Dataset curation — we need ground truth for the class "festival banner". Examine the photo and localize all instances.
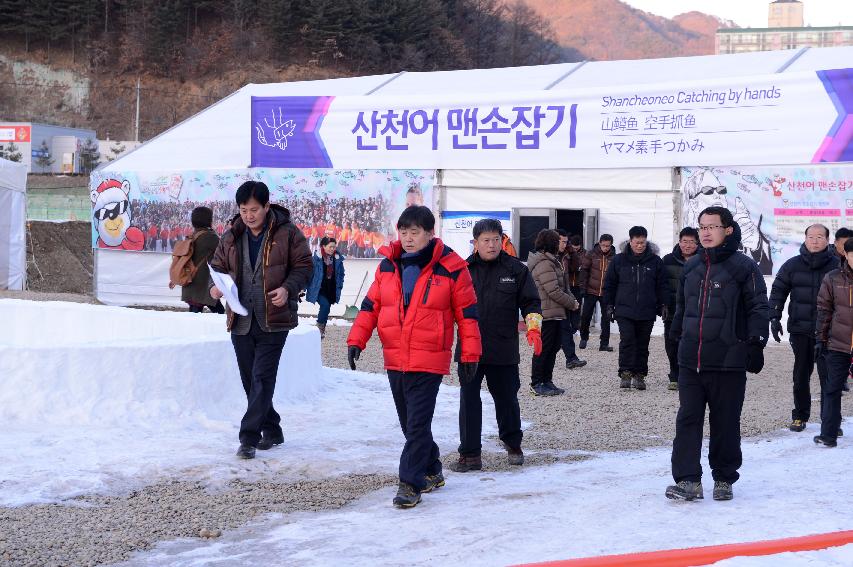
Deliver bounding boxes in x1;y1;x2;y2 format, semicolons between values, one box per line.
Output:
440;211;512;257
88;168;434;256
681;165;853;276
251;68;852;170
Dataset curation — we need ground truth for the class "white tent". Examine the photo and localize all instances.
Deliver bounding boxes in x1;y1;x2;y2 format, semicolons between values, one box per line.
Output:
0;157;27;290
96;46;853;308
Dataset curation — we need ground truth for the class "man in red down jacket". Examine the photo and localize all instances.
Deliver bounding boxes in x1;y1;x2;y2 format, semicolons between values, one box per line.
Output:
347;206;482;509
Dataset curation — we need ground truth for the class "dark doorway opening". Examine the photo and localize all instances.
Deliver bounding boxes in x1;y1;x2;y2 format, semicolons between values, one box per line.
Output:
556;209;585;246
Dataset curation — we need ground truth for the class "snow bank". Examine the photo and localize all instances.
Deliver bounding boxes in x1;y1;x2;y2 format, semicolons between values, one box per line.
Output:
0;300;322;427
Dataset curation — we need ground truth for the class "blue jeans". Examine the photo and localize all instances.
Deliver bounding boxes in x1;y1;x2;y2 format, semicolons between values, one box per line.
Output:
317;294;331;325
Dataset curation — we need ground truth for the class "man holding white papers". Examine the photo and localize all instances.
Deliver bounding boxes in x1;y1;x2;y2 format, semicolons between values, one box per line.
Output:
210;181;313;459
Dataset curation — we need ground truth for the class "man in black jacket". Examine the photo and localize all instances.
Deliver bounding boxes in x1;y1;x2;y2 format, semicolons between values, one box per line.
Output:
662;228;700;390
769;224;838;432
452;219;542;473
666;206;768;502
603;226;667;391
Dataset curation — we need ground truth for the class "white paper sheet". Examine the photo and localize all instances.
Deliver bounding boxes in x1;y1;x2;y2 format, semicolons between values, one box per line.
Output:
208;265;248;316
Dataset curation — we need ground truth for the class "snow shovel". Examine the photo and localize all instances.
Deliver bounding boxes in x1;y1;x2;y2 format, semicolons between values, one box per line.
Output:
343;272;368;320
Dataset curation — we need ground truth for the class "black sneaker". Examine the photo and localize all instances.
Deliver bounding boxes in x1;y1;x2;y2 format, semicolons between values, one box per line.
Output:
789;419;806;432
422;472;445;493
632;374;647;390
578;339;588;349
814;435;837;447
257;432;284;450
545;381;565;395
449;454;482;472
393;482;421;508
713;481;733;501
530;383;557;396
566;358;588;369
665;480;703;501
619;371;632;389
236;444;256;459
599;344;614;352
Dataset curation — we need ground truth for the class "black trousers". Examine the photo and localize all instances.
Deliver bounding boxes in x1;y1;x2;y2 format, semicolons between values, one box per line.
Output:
560;317;577;362
616;317;655;375
531;319;562;385
671;368;746;484
569;286;582;330
789;334;828;422
821;350;848;440
663;320;679;382
231;318;288;446
458;364;523;456
579;294;611;345
189;302;225;314
388;371;443;491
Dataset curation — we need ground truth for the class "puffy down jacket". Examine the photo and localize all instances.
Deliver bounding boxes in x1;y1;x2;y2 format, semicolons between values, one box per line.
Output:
347;238;482;375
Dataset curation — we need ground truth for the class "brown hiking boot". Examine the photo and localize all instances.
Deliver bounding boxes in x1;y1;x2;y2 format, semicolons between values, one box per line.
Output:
449;454;482;472
504;442;524;466
632;373;647;390
619;371;632;389
316;323;326;339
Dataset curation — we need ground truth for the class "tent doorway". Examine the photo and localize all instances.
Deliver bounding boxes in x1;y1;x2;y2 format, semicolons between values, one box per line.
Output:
513;208;599;260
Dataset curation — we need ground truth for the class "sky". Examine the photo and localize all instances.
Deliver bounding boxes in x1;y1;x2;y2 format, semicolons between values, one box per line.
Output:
622;0;853;28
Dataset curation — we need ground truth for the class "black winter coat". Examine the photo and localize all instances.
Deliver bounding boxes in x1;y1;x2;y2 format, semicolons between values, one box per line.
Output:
603;244;667;321
670;225;769;372
662;245;693;322
456;251;541;366
768;244;838;335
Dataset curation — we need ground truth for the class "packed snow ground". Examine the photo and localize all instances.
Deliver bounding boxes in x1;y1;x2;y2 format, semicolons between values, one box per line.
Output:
2;300;851;566
117;421;853;566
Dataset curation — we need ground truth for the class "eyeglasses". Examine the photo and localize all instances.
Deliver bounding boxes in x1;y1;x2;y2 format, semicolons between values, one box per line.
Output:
94;200;129;221
698;225;724;232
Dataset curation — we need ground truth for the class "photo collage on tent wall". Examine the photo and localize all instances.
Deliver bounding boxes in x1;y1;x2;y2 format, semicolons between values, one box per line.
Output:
681;165;853;276
88;169;435;257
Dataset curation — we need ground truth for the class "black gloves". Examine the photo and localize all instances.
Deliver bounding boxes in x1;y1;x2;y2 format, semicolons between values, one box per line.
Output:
457;362;479;384
348;345;362;370
814;341;826;360
745;336;764;374
770;319;784;343
606;305;616;323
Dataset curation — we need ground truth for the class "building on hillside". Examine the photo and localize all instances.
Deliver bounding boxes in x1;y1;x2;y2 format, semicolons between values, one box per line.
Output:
716;0;852;54
0;122;98;174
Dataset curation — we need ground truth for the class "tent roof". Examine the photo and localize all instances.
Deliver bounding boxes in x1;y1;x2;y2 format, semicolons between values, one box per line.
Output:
0;157;27;194
101;46;853;173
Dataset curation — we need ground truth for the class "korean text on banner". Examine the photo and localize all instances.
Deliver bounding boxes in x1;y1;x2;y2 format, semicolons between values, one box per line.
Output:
250;68;852;170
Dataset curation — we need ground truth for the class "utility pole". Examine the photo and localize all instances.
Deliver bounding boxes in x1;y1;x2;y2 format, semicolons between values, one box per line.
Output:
135;78;141;142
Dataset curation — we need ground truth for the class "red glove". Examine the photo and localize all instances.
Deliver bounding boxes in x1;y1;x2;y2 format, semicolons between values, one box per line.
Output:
527;328;542;356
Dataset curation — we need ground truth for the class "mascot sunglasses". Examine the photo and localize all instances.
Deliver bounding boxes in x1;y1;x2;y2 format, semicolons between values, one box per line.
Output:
94;200;129;221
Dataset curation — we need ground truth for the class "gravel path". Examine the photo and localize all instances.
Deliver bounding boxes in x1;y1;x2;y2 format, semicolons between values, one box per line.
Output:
3;318;851;566
319;325;853;455
0;475;393;567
